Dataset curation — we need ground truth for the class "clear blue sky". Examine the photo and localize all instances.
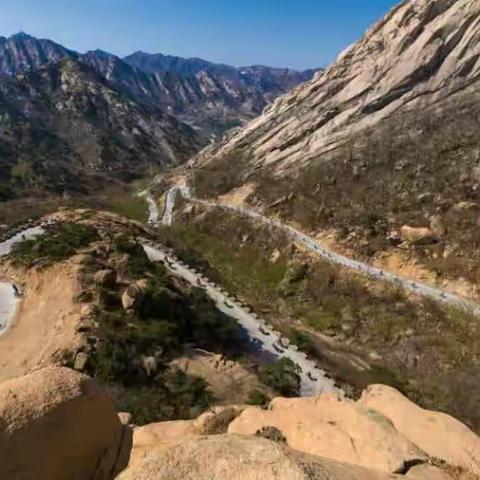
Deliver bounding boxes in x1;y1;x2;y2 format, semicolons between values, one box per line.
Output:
0;0;399;70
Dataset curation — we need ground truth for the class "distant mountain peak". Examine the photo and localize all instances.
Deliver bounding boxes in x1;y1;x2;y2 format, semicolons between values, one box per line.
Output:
0;31;318;135
85;49;116;58
9;31;34;41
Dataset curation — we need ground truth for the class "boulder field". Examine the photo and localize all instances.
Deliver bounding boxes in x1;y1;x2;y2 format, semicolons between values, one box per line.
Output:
2;367;480;480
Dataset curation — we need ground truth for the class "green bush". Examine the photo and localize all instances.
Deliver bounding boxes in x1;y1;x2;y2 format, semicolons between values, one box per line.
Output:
247;389;270;406
9;222;99;266
258;358;301;397
116;368;214;425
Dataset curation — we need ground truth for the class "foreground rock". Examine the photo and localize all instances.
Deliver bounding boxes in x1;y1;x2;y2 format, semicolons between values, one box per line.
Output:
126;405;247;471
228;392;426;473
400;226;436;244
118;434;398;480
0;366;132;480
360;385;480;475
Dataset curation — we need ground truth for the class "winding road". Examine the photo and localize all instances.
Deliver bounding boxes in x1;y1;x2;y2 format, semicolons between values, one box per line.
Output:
142;242;341;396
158;186;480;316
141;187;343;395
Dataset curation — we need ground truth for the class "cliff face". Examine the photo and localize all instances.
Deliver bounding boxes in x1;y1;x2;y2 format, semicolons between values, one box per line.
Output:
0;32;77;75
201;0;480;171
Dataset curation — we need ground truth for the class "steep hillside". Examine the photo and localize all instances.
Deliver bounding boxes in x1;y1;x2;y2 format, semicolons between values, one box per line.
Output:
0;210;273;424
0;32;78;74
192;0;480;288
0;58;201;200
0;33;318;135
198;0;480;168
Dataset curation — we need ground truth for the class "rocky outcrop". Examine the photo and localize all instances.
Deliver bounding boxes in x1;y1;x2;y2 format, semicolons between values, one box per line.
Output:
228;392;426;473
120;385;480;479
360;385;480;475
94;269;117;287
400;225;436;243
122;405;247;474
170;349;269;404
199;0;480;173
118;434;400;480
122;282;143;310
0;366;132;480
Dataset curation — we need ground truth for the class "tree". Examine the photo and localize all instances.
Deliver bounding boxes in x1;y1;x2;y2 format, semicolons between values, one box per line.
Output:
258;358;301;397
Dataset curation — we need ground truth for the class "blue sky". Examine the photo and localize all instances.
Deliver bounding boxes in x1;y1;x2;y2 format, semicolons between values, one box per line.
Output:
0;0;398;70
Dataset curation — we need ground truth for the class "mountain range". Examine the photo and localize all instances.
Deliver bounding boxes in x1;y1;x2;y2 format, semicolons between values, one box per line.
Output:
0;32;317;200
0;32;318;134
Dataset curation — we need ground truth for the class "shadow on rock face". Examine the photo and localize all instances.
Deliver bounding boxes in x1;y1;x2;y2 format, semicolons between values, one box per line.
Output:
0;366;132;480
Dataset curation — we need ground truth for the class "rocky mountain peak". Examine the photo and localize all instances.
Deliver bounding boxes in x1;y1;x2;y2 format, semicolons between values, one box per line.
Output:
204;0;480;171
9;31;34;41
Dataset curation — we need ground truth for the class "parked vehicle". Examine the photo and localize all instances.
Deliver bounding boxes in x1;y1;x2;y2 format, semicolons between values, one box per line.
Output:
259;326;271;336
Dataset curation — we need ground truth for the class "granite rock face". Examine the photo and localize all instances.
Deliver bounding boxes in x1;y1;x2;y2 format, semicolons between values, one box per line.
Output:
199;0;480;172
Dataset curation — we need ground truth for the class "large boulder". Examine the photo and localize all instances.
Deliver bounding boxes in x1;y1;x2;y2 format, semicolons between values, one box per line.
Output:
228;392;426;473
400;225;436;244
360;385;480;475
0;366;132;480
118;434;398;480
94;269;117;287
127;419;199;472
122;279;149;311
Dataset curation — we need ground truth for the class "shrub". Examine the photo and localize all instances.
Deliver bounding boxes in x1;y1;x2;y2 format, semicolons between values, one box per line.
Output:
247;389;270;407
258;358;301;397
9;222;99;266
255;426;287;443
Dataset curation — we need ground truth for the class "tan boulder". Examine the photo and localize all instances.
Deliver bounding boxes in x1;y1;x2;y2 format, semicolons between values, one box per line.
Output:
127;404;247;472
228;392;426;473
270;248;281;263
119;411;133;426
122;279;149;310
360;385;480;475
118;433;399;480
127;419;198;472
71;253;95;265
193;405;246;434
406;464;453;480
0;366;132;480
400;225;435;244
94;268;117;287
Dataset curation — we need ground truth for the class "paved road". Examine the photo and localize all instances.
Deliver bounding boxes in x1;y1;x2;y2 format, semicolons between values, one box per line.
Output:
142;242;342;396
162;186;480;316
138;190;160;225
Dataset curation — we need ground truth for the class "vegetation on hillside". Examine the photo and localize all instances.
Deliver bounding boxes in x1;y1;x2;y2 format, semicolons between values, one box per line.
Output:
191;93;480;292
9;222;99;267
160;205;480;432
71;233;253;424
258;358;301;397
258;95;480;286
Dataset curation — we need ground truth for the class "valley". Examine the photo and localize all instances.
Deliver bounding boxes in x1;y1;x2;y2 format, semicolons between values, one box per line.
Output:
3;0;480;479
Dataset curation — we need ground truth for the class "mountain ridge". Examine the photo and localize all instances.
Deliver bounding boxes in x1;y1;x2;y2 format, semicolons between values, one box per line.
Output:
0;57;202;200
197;0;480;170
0;32;319;134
